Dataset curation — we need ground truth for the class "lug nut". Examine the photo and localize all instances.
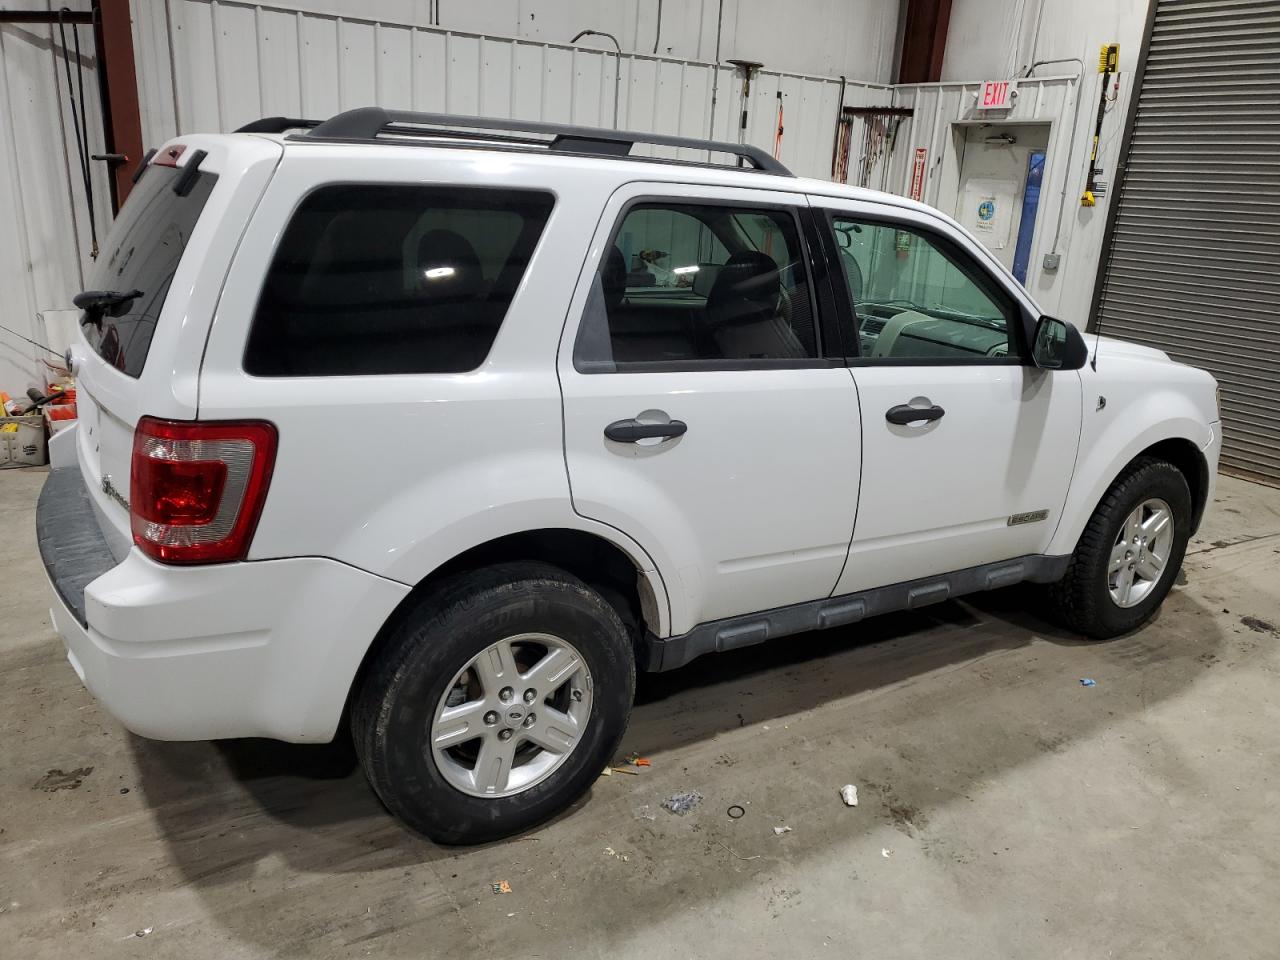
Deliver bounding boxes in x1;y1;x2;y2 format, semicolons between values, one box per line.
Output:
523;713;536;727
483;711;499;726
1125;551;1132;560
499;686;514;703
571;689;583;702
523;689;536;703
498;729;513;741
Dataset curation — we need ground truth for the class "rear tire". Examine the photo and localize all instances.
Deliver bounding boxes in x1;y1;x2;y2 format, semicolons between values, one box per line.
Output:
352;562;635;844
1048;457;1192;639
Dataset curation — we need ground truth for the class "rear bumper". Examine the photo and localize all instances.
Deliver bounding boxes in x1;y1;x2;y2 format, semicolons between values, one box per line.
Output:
39;467;410;742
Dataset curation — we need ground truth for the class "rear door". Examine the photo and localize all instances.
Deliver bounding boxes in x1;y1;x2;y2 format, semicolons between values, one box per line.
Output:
71;137;280;554
559;182;861;636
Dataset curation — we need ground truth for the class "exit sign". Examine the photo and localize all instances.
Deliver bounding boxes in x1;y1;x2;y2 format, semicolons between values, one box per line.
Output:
978;79;1014;109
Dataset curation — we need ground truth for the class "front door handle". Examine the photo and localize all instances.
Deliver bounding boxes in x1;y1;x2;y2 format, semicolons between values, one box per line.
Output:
604;418;688;442
886;403;945;425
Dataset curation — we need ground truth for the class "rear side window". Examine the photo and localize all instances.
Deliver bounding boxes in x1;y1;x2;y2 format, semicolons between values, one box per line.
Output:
81;164;218;378
574;201;819;371
244;185;555;376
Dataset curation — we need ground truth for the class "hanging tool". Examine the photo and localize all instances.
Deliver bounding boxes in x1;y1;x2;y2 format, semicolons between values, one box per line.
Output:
1082;43;1120;207
56;9;99;257
727;59;763;163
772;90;785;159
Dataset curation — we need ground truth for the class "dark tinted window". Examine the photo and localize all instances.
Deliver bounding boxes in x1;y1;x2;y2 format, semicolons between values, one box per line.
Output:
574;202;818;371
81;165;218;378
245;185;555;376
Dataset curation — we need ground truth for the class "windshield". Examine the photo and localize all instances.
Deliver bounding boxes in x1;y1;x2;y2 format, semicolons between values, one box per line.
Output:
80;164;218;378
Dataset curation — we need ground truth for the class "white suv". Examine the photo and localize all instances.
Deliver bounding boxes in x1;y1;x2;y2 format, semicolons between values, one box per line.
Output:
39;109;1221;844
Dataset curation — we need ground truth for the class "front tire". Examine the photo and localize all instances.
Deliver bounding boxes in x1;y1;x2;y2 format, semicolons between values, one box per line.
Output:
1048;457;1192;639
352;562;635;844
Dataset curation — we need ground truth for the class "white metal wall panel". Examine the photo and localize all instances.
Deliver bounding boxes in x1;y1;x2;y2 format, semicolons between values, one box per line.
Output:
1094;0;1280;484
886;77;1087;314
0;1;113;397
136;0;898;181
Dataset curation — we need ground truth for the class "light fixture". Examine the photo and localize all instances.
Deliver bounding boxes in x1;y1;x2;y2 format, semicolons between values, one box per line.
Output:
424;266;456;280
672;265;700;275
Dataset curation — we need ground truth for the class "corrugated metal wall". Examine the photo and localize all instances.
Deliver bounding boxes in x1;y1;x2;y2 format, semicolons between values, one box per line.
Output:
888;73;1129;327
131;0;898;181
0;1;113;397
1094;0;1280;485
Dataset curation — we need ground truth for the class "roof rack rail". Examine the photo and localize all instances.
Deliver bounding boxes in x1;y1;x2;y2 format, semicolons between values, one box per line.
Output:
296;107;793;176
235;116;320;134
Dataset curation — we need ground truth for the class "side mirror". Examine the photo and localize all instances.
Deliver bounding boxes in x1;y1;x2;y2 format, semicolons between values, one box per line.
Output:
1032;315;1088;370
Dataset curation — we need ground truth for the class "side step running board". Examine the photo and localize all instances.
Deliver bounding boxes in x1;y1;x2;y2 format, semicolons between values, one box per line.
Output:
640;554;1071;672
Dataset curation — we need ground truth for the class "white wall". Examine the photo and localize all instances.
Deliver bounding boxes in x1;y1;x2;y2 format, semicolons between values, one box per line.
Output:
131;0;898;181
938;0;1151;326
0;0;113;398
145;0;902;83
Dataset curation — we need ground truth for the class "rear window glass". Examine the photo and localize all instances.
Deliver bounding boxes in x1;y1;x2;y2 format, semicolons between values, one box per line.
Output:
244;185;556;377
81;164;218;378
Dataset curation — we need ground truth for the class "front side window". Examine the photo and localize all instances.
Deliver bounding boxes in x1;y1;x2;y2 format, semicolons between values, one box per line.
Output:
245;185;554;376
575;201;819;370
831;216;1018;361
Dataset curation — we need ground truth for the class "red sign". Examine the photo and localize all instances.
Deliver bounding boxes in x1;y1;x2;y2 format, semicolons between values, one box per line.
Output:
909;148;927;201
978;80;1012;109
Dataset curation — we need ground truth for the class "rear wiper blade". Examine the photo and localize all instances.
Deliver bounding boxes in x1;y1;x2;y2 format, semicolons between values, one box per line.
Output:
73;288;144;320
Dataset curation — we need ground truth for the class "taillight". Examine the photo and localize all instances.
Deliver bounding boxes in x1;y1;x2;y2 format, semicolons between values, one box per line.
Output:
130;417;277;564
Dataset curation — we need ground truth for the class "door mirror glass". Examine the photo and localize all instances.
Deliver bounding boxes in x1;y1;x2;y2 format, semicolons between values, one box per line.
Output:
1032;315;1087;370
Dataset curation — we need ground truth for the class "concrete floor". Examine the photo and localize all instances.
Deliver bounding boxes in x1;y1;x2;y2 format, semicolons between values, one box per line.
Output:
1;467;1278;959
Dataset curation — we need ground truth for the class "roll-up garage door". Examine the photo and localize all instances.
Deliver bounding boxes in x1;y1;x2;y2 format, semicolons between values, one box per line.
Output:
1093;0;1280;485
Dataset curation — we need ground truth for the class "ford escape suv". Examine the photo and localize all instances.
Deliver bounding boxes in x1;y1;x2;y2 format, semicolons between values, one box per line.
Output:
38;108;1221;844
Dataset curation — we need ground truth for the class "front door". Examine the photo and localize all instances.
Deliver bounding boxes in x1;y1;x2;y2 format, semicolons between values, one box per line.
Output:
818;198;1082;595
559;184;860;635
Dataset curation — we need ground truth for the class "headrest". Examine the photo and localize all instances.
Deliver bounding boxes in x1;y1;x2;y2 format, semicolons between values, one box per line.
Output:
706;250;780;320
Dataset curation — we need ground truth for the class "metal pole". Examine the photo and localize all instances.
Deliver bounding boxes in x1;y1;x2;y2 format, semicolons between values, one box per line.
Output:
569;29;622;128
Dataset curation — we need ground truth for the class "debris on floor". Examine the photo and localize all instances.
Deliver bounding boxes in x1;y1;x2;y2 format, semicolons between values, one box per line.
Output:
491;881;512;895
1080;678;1097;687
1241;616;1276;634
633;803;656;821
840;784;859;806
881;848;893;859
772;825;792;836
603;846;630;862
726;804;746;820
622;752;652;767
661;790;704;816
133;927;153;938
714;839;761;862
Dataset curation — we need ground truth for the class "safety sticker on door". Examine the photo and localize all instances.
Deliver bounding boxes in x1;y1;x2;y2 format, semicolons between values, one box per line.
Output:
975;198;997;231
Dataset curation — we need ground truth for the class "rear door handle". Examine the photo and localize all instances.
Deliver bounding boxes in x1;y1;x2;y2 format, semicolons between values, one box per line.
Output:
886;404;945;425
604;418;688;442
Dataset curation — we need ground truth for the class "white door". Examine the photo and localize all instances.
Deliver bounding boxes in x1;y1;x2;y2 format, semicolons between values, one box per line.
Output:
952;124;1050;273
559;184;860;635
819;199;1082;595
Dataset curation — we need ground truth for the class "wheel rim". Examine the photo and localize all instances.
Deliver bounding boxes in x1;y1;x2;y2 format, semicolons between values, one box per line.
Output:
429;632;593;798
1108;497;1175;609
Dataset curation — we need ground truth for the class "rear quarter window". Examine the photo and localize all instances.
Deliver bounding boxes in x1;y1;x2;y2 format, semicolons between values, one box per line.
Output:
244;185;556;377
81;165;218;378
